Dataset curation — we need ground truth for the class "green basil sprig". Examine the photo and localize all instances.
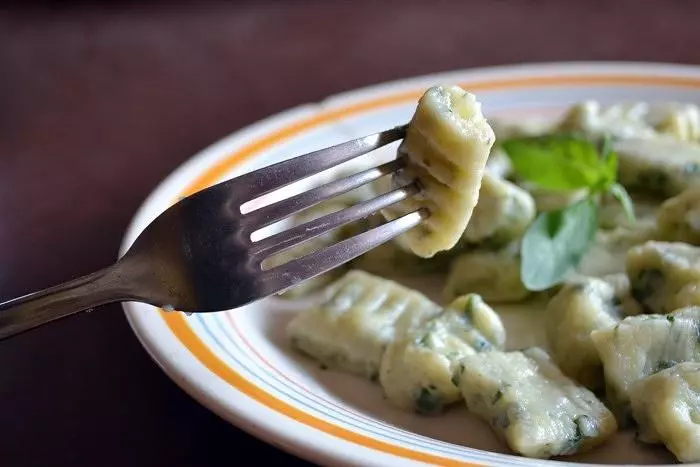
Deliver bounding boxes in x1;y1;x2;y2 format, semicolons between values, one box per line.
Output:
501;134;635;291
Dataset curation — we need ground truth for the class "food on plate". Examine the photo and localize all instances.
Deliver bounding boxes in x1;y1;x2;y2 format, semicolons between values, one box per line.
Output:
457;347;617;458
544;277;625;390
379;294;504;414
629;362;700;463
443;243;530;303
523;184;588;213
380;85;495;258
575;223;659;278
600;272;644;316
626;241;700;314
557;100;700;142
590;307;700;424
657;187;700;244
599;192;660;229
615;138;700;198
461;172;536;249
285;94;700;461
287;270;440;380
272;201;368;298
348;238;454;277
484;147;513;179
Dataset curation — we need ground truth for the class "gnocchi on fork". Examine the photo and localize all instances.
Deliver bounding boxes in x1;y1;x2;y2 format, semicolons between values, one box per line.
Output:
0;84;495;340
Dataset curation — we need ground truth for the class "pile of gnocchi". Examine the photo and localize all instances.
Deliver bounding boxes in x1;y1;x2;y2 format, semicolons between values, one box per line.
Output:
281;85;700;462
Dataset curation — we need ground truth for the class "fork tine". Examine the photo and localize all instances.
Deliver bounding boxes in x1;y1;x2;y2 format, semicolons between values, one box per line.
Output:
261;209;429;295
251;181;420;258
241;158;405;231
231;125;407;202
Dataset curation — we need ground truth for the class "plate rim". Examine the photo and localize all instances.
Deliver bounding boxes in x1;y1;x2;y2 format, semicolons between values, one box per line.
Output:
119;61;700;467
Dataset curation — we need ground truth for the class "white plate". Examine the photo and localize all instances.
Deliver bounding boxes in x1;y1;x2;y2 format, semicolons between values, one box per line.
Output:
120;62;700;467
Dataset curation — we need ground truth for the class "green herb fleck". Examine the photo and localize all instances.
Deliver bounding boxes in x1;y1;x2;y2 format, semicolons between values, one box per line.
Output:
655;360;677;372
492;390;503;405
415;387;442;414
463;295;476;320
560;415;597;455
452;362;466;386
491;411;510;430
630;269;665;313
491;383;510;404
667;315;676;323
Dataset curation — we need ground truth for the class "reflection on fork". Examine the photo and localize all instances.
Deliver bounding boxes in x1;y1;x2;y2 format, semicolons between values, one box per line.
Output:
0;124;427;340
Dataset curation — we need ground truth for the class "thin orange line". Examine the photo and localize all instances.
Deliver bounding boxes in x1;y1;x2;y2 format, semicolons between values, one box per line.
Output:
182;90;424;197
159;72;700;464
183;73;700;197
222;311;393;423
462;73;700;91
163;312;473;466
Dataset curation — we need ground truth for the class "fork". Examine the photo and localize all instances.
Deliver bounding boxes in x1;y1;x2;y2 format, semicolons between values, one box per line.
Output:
0;124;428;340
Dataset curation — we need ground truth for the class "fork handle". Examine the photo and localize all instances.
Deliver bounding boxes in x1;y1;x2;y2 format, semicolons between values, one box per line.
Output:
0;263;130;340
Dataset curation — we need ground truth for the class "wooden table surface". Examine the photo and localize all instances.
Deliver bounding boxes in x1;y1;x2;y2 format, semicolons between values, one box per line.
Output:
2;1;700;466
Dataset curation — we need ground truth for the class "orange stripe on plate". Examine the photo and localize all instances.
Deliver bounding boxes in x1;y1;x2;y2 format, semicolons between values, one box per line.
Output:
183;89;425;197
183;73;700;197
160;72;700;465
163;312;474;466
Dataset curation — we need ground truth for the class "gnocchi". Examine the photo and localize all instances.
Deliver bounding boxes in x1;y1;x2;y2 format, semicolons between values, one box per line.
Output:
381;85;495;258
458;347;617;459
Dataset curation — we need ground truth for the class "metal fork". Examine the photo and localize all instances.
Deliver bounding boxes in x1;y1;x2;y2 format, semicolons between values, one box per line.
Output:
0;124;427;340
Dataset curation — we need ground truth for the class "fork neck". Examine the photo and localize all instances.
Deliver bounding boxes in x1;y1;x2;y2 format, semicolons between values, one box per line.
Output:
0;255;150;341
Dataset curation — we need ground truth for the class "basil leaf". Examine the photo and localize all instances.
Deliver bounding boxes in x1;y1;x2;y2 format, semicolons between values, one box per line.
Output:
604;151;618;183
520;198;599;291
610;182;636;222
501;135;604;191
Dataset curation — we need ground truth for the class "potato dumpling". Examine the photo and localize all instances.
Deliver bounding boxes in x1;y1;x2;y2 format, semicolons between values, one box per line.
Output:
381;85;495;258
630;362;700;464
287;270;440;379
601;273;644;316
379;294;504;414
273;201;361;298
349;236;455;278
545;277;624;390
444;243;530;303
598;192;660;230
626;241;700;314
489;116;554;141
614;138;700;199
657;187;700;245
522;183;588;213
485;147;513;179
576;224;659;279
557;100;700;142
458;347;617;459
462;172;536;249
591;307;700;424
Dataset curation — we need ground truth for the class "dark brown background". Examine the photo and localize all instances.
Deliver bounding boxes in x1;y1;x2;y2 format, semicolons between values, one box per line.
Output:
2;1;699;466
